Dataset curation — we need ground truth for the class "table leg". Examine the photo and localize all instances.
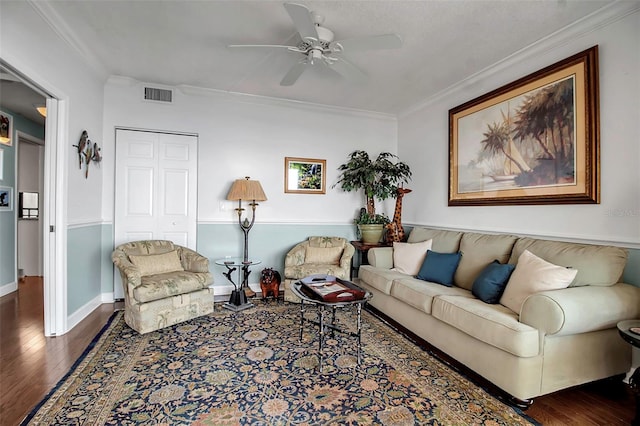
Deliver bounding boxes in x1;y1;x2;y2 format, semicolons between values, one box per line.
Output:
299;300;305;342
318;305;325;373
330;306;337;338
357;303;363;365
631;367;640;426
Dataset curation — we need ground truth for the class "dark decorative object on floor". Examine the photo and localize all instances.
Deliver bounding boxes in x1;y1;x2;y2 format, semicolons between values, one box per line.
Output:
259;267;281;301
21;304;537;425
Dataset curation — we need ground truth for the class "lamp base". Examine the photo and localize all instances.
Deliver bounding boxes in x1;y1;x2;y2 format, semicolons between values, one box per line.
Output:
223;301;254;312
223;289;255;312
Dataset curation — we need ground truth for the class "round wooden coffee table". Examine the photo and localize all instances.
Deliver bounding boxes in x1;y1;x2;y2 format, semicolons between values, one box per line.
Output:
617;320;640;426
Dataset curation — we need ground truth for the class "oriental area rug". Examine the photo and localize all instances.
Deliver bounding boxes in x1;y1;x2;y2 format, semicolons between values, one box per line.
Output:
23;302;537;425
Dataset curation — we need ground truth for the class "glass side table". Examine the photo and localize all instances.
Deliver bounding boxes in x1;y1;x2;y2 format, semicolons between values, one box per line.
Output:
215;258;261;311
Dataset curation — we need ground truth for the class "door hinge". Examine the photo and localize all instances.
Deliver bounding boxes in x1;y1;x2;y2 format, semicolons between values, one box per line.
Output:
50;225;55;232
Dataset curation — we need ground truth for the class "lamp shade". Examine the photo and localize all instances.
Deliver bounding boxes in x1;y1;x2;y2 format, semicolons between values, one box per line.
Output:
227;177;267;201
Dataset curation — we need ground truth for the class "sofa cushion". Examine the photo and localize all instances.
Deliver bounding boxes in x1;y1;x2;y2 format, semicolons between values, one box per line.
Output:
305;246;343;264
472;260;515;304
416;250;462;287
501;250;577;314
391;277;473;314
358;265;407;295
432;295;540;358
129;250;184;277
134;270;211;303
407;227;463;253
509;237;627;287
392;239;432;275
454;232;517;290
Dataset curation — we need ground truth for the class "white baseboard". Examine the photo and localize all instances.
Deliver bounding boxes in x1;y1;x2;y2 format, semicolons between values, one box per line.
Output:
0;281;17;298
67;294;103;331
101;292;115;303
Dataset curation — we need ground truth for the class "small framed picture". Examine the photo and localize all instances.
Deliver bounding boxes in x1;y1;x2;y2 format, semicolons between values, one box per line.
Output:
284;157;326;194
0;186;13;211
0;111;13;146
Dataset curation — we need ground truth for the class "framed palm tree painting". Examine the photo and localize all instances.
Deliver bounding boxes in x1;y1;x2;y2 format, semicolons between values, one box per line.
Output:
449;46;599;206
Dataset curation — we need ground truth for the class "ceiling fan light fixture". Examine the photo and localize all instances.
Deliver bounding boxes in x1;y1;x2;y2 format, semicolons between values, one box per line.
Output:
36;105;47;118
230;2;402;86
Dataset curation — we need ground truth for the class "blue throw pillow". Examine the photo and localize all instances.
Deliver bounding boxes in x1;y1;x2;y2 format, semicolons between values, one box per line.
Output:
415;250;462;287
472;260;516;304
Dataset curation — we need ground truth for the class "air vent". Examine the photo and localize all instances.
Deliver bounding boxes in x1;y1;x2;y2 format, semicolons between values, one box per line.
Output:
143;86;173;103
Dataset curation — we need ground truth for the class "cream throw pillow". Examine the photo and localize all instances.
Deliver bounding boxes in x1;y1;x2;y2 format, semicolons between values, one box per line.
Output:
392;239;433;275
500;249;577;314
305;246;343;264
129;250;184;276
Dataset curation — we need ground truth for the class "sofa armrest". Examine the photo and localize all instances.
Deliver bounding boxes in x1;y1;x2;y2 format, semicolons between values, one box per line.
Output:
339;243;356;271
111;250;142;295
520;283;640;336
285;243;307;267
179;247;210;273
367;247;394;269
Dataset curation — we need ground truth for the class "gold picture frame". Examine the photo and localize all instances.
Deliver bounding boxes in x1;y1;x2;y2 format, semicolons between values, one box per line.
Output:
284;157;326;194
449;46;600;206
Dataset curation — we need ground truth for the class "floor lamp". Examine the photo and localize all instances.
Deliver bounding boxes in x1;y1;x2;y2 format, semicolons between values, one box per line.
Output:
227;176;267;296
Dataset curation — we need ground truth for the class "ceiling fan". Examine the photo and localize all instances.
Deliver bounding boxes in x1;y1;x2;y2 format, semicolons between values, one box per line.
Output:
228;2;402;86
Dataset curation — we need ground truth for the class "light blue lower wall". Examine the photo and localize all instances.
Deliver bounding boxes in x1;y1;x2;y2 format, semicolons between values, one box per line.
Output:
101;224;114;294
624;249;640;287
67;224;103;314
197;223;358;288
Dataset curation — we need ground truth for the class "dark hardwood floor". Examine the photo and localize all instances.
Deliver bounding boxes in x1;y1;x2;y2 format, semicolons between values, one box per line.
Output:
0;277;635;425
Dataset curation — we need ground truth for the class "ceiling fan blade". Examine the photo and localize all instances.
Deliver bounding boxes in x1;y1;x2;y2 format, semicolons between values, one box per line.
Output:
280;60;308;86
325;57;367;82
283;2;318;41
228;44;303;53
331;34;402;52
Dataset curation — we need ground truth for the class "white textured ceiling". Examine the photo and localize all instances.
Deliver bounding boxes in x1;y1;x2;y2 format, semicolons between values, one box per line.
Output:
3;0;614;119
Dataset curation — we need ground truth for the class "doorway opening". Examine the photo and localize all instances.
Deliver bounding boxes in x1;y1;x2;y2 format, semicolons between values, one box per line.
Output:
0;59;66;336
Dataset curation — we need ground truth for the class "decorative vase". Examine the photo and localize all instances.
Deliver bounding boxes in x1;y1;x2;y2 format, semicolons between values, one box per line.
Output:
358;224;385;244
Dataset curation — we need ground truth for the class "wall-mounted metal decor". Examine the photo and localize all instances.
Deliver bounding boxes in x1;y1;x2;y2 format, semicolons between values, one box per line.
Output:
73;130;103;178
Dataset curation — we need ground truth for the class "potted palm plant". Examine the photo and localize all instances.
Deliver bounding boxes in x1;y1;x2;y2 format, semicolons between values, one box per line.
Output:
334;150;412;243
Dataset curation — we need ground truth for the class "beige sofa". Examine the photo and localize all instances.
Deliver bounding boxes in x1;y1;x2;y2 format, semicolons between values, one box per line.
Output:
112;240;214;334
357;227;640;402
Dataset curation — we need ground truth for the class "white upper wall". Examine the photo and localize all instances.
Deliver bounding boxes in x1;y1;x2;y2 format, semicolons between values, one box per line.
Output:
398;6;640;246
0;1;106;225
101;81;398;224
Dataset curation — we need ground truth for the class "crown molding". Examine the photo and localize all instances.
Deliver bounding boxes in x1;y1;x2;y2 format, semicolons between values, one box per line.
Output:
177;84;397;122
27;0;109;80
398;0;640;118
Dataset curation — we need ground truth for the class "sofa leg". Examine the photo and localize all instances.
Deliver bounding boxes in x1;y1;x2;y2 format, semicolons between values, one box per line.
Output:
508;396;534;410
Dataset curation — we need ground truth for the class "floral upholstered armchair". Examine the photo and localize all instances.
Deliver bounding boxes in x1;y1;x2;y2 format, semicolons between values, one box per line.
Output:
112;240;214;334
283;236;355;302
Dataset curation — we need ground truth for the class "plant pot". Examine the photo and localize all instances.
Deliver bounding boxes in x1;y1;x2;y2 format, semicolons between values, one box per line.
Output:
358;224;385;244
